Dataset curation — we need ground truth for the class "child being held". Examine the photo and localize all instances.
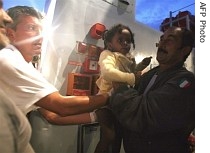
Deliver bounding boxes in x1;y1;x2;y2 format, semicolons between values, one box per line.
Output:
94;23;152;153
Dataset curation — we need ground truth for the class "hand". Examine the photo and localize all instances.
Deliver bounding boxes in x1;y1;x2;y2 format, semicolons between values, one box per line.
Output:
134;71;142;85
97;93;110;105
141;56;152;66
135;56;152;72
135;71;142;76
38;108;59;121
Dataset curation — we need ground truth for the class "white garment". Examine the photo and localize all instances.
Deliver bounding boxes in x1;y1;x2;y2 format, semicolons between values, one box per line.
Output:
0;45;58;114
0;90;35;153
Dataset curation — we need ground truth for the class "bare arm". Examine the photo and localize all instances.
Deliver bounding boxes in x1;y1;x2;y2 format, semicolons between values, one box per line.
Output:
38;108;92;125
35;91;109;116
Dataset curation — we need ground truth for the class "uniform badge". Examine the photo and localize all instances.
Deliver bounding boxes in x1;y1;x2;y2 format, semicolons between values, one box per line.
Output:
179;79;191;88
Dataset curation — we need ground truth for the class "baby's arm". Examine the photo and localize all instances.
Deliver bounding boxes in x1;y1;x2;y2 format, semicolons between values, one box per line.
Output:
99;51;135;86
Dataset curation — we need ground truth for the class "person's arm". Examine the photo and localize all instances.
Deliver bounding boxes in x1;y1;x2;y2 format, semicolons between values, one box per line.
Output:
109;73;195;135
99;51;135;86
38;108;92;125
0;93;34;153
135;56;152;72
35;92;109;117
0;53;109;116
0;112;17;153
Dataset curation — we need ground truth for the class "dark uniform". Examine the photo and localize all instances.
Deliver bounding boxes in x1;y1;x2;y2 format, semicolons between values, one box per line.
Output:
109;63;195;153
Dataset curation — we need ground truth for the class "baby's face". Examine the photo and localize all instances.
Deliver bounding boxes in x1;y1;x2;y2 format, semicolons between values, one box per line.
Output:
109;29;131;55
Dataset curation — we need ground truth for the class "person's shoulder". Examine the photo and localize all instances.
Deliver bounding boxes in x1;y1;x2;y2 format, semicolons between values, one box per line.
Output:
178;67;195;78
101;49;112;55
99;49;115;59
169;68;195;89
0;49;15;67
175;70;195;90
0;45;16;56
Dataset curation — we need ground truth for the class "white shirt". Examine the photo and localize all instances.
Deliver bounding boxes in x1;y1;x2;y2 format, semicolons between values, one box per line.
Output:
0;90;35;153
0;45;58;114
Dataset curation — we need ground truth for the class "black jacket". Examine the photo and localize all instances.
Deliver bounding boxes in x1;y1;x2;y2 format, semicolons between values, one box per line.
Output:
110;64;195;153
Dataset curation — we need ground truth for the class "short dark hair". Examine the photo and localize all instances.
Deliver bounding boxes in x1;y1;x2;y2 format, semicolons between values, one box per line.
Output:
6;6;43;30
180;27;195;61
181;27;195;48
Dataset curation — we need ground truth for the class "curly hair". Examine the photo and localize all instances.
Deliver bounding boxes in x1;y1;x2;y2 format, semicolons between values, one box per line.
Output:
102;23;135;50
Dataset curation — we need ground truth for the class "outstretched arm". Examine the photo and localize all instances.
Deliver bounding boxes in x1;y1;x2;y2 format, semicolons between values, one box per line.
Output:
38;108;92;125
36;92;109;117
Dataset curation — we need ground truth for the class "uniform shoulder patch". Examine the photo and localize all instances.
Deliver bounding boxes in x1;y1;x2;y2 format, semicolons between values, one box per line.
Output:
179;79;191;88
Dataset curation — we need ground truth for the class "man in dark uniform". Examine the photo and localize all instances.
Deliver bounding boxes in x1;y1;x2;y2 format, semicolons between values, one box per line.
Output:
109;26;195;153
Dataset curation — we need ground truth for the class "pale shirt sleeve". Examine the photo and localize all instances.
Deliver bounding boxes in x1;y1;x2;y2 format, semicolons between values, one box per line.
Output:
0;46;58;114
98;50;135;86
0;90;35;153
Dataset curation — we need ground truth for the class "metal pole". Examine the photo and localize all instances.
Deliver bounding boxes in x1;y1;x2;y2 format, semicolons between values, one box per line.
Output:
169;11;173;27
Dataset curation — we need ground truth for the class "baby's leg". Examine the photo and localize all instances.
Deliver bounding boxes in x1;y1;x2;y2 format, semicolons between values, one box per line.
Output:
111;119;123;153
94;108;115;153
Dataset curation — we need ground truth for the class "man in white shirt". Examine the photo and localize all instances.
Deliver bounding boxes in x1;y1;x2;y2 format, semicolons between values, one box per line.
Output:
0;6;109;115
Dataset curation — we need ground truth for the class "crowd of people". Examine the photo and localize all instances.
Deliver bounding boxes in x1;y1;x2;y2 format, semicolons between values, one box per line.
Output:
0;1;195;153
